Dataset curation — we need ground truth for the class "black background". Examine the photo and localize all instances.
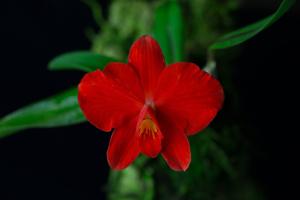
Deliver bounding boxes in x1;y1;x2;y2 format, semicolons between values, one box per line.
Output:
0;0;299;199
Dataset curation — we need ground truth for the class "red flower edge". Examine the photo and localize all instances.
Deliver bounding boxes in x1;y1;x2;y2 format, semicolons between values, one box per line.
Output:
78;35;224;171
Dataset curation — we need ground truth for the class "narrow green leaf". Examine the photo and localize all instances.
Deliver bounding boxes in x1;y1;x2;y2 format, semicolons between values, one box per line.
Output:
209;0;295;50
48;51;118;72
153;0;184;63
0;88;85;138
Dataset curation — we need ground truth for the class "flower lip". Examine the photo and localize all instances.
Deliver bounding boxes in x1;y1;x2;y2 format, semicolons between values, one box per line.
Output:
135;104;163;158
138;117;158;138
136;105;157;133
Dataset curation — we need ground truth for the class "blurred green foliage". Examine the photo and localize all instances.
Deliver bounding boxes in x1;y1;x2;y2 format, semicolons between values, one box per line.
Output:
184;0;238;58
84;0;153;60
107;157;154;200
153;0;184;63
84;0;238;60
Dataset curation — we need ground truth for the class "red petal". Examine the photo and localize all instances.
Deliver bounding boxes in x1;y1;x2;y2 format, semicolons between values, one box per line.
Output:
128;35;165;96
104;62;144;102
107;117;140;170
159;117;191;171
78;68;143;132
154;62;224;135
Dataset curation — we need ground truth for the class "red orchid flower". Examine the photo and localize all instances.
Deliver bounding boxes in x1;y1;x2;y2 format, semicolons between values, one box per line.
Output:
78;35;224;171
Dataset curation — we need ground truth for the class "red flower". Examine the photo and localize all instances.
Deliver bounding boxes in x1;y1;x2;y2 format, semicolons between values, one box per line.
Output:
78;35;224;171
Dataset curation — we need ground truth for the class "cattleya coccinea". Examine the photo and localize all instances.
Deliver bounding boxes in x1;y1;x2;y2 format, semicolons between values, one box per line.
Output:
78;35;224;171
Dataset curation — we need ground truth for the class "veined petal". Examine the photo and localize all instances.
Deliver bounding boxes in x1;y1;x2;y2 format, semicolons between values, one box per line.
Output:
128;35;165;96
154;62;224;135
107;117;140;170
78;69;143;132
158;116;191;171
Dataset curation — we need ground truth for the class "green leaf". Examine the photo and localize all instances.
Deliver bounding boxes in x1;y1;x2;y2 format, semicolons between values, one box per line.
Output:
209;0;295;50
153;0;184;63
0;88;85;138
48;51;118;72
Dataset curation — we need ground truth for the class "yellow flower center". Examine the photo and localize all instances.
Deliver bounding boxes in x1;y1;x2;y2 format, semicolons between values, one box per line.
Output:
138;118;158;139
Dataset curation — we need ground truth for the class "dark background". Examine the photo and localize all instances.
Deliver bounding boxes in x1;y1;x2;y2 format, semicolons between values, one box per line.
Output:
0;0;299;199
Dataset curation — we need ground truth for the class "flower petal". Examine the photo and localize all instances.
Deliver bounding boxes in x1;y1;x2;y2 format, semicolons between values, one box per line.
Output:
78;69;142;132
107;117;140;170
159;117;191;171
104;62;144;102
128;35;165;96
154;62;224;135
